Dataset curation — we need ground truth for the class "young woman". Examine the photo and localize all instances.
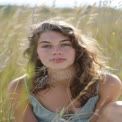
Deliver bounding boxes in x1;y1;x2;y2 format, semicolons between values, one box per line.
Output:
8;20;122;122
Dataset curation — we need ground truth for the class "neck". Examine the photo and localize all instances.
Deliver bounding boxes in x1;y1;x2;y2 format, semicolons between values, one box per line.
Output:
48;66;76;87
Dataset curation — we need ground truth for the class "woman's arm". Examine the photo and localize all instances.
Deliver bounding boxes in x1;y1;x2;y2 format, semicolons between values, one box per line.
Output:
8;75;38;122
90;74;122;122
23;103;38;122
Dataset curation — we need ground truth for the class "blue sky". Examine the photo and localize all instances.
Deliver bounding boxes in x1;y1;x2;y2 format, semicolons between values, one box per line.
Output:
0;0;121;8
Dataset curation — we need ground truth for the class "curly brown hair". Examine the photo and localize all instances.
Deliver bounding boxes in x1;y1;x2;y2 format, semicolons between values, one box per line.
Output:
24;20;107;106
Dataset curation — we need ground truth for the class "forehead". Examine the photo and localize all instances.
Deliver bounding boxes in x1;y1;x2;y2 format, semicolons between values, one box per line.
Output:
38;31;69;42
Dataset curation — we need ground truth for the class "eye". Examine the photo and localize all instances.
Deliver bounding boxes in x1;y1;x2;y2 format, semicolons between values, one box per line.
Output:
60;43;72;47
42;45;52;48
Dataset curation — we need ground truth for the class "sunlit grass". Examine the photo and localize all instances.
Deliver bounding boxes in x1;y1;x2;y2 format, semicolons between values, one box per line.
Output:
0;3;122;121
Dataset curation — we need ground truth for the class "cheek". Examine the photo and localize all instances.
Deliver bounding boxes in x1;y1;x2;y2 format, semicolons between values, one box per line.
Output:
37;48;48;60
71;50;76;61
66;49;76;60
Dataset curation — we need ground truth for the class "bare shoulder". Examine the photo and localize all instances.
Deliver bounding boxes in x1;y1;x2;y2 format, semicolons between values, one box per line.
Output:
8;74;27;93
99;73;122;100
8;75;38;122
100;73;122;88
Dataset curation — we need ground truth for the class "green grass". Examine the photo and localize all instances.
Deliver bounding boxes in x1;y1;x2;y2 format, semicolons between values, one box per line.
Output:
0;3;122;121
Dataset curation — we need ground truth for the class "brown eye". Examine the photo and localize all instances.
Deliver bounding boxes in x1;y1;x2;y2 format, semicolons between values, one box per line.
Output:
61;43;71;47
42;45;52;48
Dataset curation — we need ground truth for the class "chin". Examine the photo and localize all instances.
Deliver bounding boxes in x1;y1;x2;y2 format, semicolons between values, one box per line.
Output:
50;66;68;70
49;64;74;70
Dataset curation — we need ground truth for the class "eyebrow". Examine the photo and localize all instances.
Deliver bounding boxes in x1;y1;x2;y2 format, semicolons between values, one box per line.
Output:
39;39;70;44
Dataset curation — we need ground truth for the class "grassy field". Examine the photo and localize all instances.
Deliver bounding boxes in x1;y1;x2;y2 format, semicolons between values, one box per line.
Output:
0;4;122;121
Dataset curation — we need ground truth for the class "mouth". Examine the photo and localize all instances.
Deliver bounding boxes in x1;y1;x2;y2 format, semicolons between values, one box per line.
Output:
50;58;66;63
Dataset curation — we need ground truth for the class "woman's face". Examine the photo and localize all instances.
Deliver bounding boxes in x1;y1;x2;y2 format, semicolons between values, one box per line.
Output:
37;31;76;70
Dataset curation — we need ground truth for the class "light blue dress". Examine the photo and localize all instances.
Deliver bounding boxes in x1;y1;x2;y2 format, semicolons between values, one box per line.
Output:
24;80;99;122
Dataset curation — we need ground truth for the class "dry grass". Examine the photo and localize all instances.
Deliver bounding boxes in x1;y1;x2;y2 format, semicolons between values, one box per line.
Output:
0;3;122;121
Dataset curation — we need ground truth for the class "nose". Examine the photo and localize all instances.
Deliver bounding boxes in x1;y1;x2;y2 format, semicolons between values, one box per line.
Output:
51;46;62;55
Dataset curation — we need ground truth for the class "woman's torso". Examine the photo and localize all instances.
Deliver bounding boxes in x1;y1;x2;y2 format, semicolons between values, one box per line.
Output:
24;78;99;122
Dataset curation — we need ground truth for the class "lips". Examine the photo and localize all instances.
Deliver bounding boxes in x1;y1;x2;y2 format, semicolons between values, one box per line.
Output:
50;58;66;63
